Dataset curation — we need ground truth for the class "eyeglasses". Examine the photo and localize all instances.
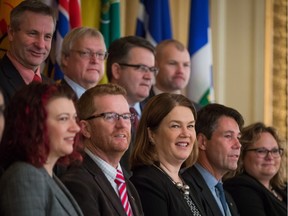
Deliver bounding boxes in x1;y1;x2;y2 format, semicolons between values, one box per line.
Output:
245;147;284;158
71;50;108;60
85;112;135;123
118;63;158;74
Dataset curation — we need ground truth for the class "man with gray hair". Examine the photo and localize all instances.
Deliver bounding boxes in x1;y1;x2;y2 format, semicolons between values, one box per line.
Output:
60;26;107;99
0;0;56;104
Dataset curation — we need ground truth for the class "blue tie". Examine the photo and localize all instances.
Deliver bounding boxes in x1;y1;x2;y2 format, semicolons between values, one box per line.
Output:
215;182;227;215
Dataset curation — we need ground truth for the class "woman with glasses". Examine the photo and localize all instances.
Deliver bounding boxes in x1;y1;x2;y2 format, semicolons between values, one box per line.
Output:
224;122;287;216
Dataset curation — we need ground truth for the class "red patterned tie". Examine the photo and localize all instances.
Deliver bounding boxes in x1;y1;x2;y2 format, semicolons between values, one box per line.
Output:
129;107;139;130
114;169;132;216
32;73;42;83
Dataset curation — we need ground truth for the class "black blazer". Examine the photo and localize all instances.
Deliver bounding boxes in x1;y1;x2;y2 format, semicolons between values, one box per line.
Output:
182;166;239;216
130;165;206;216
224;172;287;216
60;154;144;216
0;54;53;104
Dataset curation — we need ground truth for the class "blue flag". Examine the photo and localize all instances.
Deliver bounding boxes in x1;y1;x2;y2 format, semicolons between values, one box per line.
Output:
187;0;214;105
136;0;172;46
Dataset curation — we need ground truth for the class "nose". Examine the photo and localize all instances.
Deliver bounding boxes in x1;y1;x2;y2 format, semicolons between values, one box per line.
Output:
70;119;80;133
233;137;241;149
180;127;192;138
35;35;46;49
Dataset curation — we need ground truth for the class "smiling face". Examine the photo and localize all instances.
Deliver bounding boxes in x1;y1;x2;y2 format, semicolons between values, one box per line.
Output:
8;11;54;70
62;35;106;89
149;106;196;167
80;94;131;166
46;97;80;163
156;44;191;92
113;47;155;105
199;116;241;179
243;132;281;184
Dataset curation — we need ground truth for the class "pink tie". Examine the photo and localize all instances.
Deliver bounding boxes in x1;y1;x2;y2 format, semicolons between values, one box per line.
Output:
129;107;139;130
114;169;132;216
32;73;42;83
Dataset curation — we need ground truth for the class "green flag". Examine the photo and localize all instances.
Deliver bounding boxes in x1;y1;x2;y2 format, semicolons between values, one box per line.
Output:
99;0;121;84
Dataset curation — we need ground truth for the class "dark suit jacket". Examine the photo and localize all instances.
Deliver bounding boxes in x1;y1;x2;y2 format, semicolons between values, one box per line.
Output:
140;87;202;111
0;54;53;104
224;172;287;216
130;165;206;216
0;162;83;216
60;154;144;216
182;166;239;216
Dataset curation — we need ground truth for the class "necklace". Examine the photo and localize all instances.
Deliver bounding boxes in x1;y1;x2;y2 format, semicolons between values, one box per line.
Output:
152;164;190;196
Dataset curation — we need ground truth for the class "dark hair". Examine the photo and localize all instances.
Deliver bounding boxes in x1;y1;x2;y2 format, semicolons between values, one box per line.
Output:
106;36;155;81
130;93;198;170
0;83;82;169
237;122;286;189
77;83;127;121
196;103;244;139
10;0;56;31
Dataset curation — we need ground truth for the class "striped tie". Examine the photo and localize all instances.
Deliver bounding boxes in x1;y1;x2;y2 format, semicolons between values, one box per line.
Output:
114;169;132;216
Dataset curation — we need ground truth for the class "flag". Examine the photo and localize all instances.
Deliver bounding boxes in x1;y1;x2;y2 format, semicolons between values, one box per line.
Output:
136;0;172;46
99;0;121;84
0;0;22;58
46;0;82;81
81;0;101;29
187;0;214;106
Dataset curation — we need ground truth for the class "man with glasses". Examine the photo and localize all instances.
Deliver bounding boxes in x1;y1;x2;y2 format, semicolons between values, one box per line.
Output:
182;103;244;216
106;36;156;172
60;83;144;216
60;27;107;99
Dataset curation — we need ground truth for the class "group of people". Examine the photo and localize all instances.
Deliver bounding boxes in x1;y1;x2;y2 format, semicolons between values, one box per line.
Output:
0;1;286;216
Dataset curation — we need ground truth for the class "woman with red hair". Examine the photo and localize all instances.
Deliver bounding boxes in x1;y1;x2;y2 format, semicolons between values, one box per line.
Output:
0;83;83;215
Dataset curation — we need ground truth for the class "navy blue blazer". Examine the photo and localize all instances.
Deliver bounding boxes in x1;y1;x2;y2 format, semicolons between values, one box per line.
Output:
182;166;239;216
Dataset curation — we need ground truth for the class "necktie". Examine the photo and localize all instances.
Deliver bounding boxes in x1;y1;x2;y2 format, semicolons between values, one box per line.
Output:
129;107;139;129
215;182;227;215
32;73;42;83
114;169;132;216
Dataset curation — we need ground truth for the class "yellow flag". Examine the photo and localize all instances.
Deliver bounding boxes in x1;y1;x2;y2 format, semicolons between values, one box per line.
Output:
0;0;23;58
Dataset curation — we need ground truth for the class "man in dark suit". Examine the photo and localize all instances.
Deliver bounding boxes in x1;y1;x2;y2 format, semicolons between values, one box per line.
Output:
106;36;156;172
182;103;244;216
141;39;202;111
60;27;107;99
60;83;144;216
0;0;55;104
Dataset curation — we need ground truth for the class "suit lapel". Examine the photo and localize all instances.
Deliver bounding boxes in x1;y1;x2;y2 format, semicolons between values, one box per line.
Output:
0;55;25;92
191;167;224;215
42;169;82;216
83;156;127;216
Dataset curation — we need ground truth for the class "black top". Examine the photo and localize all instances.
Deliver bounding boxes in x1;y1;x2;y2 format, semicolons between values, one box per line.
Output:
224;172;287;216
130;165;205;216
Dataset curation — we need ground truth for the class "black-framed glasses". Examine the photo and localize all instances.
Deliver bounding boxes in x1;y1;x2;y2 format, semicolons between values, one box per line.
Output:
71;50;108;60
85;112;135;123
118;63;158;74
245;147;284;158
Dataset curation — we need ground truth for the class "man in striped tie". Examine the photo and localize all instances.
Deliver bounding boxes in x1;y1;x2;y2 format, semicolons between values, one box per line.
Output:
60;83;144;216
